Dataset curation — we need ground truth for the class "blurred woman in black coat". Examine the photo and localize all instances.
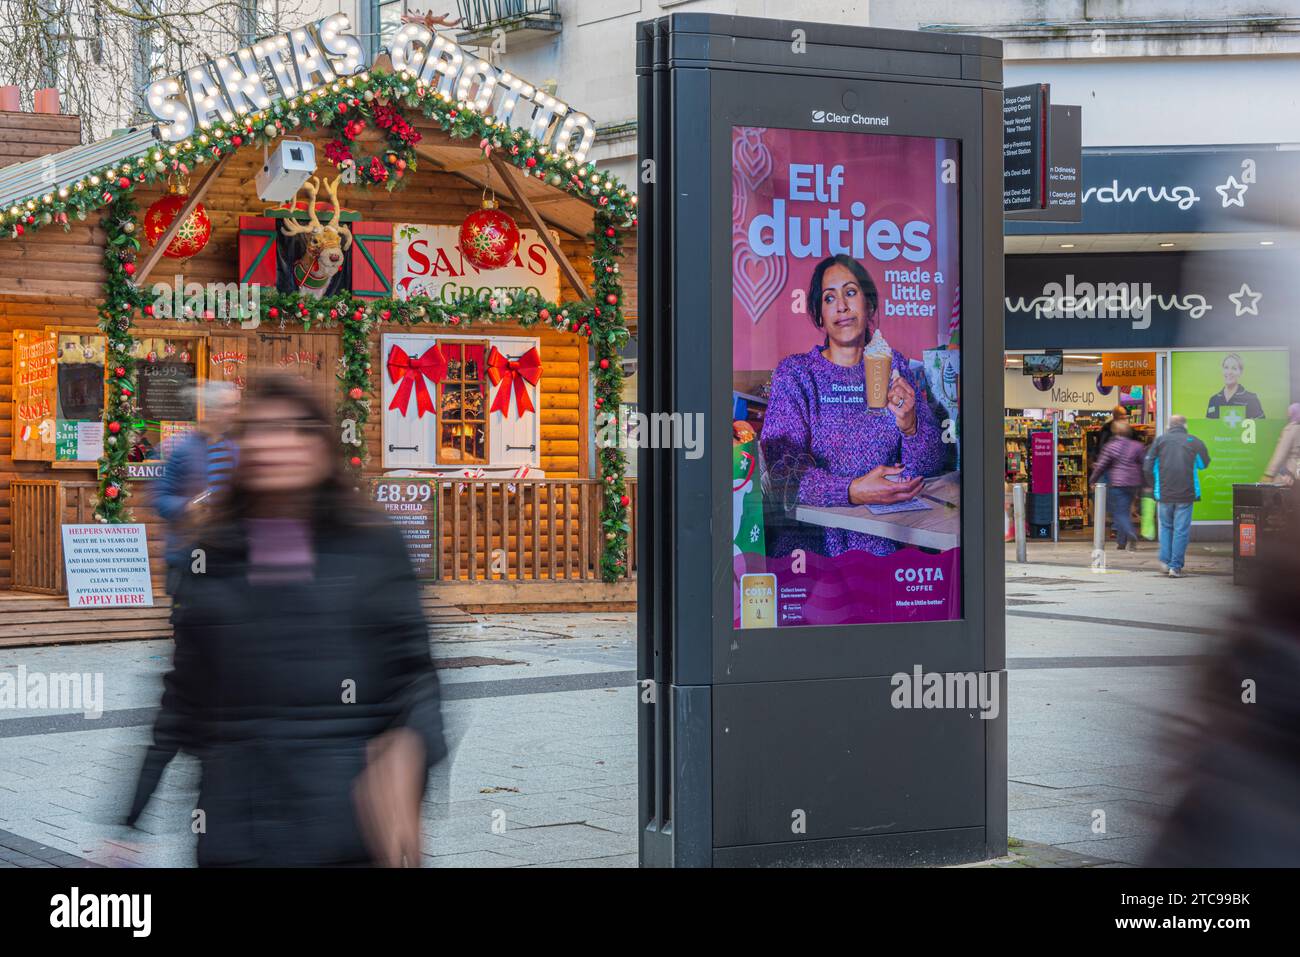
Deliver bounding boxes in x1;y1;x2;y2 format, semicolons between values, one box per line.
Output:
135;374;446;867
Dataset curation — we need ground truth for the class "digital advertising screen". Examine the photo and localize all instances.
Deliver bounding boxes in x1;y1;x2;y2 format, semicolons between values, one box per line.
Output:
731;125;962;628
1170;348;1292;521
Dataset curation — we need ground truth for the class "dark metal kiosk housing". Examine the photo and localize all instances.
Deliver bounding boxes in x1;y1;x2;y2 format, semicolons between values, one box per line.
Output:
637;14;1007;866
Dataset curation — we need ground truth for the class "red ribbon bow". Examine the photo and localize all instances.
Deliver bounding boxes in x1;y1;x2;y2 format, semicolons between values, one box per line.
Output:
386;344;447;418
486;346;542;418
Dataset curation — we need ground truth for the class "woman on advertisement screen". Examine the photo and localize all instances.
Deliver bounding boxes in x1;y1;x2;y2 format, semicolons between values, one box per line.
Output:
759;254;946;558
1206;352;1265;420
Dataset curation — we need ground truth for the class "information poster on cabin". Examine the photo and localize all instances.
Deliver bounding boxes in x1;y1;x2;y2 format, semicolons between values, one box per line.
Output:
138;359;198;423
370;478;438;579
392;223;561;305
11;329;58;461
61;524;154;608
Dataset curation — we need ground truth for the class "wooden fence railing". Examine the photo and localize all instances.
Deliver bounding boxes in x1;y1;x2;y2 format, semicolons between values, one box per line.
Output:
10;480;97;594
436;477;636;582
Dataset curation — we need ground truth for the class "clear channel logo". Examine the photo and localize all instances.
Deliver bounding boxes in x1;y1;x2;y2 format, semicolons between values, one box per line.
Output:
811;109;890;127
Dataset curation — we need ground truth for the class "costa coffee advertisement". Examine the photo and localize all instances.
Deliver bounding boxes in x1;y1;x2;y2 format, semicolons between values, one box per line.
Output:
392;223;561;305
731;125;963;628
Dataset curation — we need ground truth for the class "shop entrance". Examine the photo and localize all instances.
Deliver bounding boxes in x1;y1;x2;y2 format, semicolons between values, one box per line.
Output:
1004;351;1159;541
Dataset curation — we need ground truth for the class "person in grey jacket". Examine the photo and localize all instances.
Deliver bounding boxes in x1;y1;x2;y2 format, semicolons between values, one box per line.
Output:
1143;415;1212;578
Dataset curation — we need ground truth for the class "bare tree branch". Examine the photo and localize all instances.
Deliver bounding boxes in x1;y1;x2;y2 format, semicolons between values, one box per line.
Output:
0;0;315;142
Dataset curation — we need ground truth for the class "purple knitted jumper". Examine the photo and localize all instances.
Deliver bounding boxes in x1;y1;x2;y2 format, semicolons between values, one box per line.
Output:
759;345;946;557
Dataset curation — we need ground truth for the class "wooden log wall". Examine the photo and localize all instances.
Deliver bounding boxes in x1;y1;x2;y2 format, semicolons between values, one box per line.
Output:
0;126;639;591
0;111;82;170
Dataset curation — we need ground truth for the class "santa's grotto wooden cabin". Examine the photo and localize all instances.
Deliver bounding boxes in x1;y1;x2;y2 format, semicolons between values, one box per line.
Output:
0;18;639;642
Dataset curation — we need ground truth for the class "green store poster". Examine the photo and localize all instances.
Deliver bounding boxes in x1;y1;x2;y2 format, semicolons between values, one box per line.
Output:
1170;349;1291;521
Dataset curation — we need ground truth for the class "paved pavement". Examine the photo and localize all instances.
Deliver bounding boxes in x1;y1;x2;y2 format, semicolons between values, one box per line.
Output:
0;551;1241;867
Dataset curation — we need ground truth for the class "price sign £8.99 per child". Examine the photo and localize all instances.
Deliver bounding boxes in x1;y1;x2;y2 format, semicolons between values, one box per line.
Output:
370;477;438;579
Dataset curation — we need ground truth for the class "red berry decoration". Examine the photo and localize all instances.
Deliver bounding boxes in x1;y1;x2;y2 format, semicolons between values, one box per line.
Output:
350;456;362;467
348;387;364;400
620;495;630;507
525;157;537;169
123;262;136;276
605;227;616;237
105;486;120;499
538;308;550;321
231;135;243;147
606;294;618;305
13;224;23;236
108;421;122;434
118;177;130;189
599;358;610;369
337;102;348;114
458;198;520;270
381;309;391;320
143;304;154;317
115;366;125;377
268;307;279;319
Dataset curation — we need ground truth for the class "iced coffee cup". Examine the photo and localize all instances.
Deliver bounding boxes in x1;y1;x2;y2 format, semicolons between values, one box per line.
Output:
863;331;892;409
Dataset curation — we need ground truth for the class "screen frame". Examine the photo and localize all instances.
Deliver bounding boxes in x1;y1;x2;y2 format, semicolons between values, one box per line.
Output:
1021;353;1064;376
675;66;1004;686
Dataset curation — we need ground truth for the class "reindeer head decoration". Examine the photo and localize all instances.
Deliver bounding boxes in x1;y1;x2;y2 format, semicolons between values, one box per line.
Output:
283;175;353;298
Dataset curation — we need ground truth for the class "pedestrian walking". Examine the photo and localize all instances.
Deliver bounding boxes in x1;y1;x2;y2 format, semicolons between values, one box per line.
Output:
1262;402;1300;486
130;375;446;866
1144;414;1212;578
127;381;241;828
153;381;241;595
1089;420;1145;550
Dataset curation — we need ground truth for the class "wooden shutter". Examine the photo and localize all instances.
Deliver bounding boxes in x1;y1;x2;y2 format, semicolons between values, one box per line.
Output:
10;328;58;461
488;335;540;469
381;332;440;469
351;221;393;299
238;216;279;288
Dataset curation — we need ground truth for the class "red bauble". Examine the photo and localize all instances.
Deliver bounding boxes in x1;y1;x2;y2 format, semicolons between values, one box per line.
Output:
350;456;362;467
458;199;520;271
142;304;154;316
144;192;212;261
619;495;630;507
538;309;550;321
114;366;125;377
348;387;364;400
122;262;136;276
105;486;120;499
606;294;618;305
268;307;279;319
599;358;609;369
108;421;122;433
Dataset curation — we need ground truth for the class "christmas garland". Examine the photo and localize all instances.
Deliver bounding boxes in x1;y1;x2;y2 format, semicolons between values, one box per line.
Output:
1;68;636;236
77;69;632;581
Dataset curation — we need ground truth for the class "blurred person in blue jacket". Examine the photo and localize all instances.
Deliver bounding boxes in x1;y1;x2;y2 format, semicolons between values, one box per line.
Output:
152;381;240;596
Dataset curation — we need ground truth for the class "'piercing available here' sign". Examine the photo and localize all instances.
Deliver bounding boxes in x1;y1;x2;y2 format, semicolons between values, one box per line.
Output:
143;13;597;163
